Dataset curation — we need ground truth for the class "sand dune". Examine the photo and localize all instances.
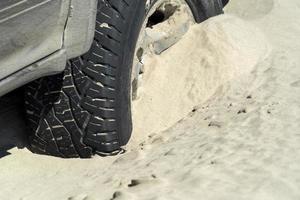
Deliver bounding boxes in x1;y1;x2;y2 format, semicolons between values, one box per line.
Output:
0;0;300;199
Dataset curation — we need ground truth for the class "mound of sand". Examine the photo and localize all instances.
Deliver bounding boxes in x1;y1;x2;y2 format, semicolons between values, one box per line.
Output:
1;0;300;199
132;15;269;145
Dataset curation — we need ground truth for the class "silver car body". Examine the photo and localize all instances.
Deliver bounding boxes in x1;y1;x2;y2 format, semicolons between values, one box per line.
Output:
0;0;98;96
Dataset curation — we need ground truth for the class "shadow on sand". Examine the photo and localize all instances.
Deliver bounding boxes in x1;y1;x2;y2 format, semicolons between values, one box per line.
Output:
0;90;27;159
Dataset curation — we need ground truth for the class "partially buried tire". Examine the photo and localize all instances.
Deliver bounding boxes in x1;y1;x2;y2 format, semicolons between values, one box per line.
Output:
25;0;224;158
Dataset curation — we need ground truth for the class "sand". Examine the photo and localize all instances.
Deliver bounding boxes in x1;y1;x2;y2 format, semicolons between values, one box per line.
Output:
131;13;269;145
0;0;300;199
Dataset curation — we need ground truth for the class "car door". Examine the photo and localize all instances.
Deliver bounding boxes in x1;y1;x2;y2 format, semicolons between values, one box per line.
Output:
0;0;70;80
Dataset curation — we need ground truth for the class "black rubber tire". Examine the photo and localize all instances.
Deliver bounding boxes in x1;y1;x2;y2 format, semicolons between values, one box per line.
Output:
222;0;229;7
24;0;224;158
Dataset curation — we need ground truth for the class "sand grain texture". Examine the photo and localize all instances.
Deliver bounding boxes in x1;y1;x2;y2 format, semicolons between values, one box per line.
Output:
0;0;300;199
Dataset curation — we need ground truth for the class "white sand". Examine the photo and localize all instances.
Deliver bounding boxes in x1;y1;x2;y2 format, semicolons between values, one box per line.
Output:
131;14;269;145
1;0;300;199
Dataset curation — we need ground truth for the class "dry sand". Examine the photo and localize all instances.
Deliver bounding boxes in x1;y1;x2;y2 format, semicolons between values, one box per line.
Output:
131;13;269;145
0;0;300;199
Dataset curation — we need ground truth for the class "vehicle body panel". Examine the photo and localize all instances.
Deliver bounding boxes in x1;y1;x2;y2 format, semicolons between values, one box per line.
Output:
0;0;97;96
64;0;97;59
0;0;69;80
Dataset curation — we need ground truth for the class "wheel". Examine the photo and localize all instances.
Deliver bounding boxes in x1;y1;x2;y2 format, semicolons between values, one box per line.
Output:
24;0;224;158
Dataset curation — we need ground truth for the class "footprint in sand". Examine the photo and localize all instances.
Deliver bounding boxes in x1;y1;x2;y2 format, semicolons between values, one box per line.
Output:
127;175;168;190
109;191;136;200
290;80;300;88
68;194;94;200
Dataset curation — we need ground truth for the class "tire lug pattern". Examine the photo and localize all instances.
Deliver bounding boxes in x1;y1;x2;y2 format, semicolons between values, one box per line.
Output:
24;0;223;158
24;0;131;158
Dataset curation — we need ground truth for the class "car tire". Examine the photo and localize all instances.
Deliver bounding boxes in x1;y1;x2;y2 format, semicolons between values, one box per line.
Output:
24;0;224;158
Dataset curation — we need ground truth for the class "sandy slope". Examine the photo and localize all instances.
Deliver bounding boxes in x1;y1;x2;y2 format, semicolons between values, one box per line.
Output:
1;0;300;199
